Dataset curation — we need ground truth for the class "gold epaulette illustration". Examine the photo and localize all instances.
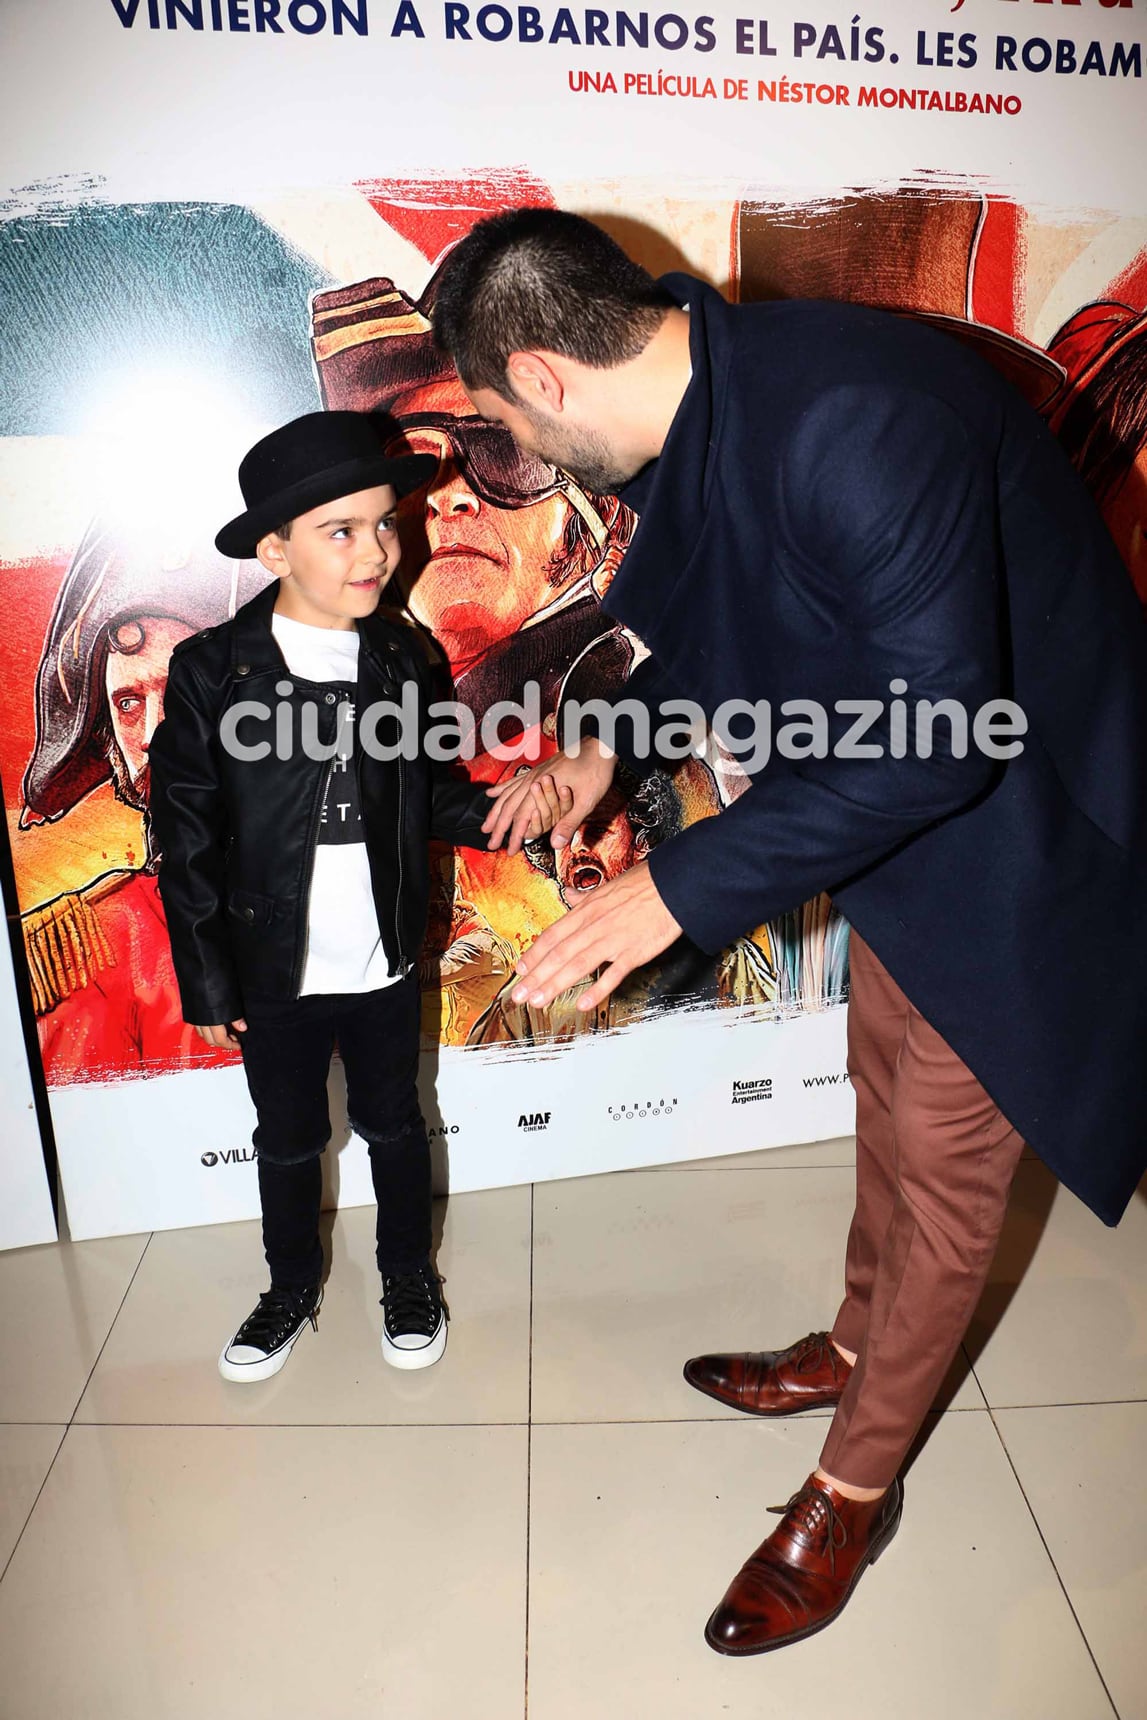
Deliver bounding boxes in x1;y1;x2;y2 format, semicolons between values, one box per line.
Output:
21;873;124;1016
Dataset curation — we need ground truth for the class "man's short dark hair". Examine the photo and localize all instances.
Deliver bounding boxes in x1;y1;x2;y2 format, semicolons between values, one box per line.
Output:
432;208;673;397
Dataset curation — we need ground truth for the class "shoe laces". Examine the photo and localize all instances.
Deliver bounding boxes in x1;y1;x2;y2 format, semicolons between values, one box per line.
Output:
790;1331;838;1376
235;1286;318;1348
768;1482;849;1575
381;1266;442;1336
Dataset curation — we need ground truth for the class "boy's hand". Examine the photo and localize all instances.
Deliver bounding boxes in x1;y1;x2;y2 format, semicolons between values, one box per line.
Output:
522;774;575;841
194;1020;247;1049
484;736;617;856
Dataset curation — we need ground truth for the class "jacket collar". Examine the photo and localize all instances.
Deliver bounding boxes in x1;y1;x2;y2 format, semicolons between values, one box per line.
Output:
604;273;734;643
227;578;405;678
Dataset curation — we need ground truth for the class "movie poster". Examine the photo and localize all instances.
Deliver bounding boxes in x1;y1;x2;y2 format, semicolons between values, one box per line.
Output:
1;0;1143;1239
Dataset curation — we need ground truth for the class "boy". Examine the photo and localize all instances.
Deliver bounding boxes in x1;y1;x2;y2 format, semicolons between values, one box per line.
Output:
150;411;566;1381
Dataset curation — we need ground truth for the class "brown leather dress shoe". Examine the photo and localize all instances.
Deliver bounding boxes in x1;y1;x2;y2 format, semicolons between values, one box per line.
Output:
683;1331;852;1416
705;1473;903;1655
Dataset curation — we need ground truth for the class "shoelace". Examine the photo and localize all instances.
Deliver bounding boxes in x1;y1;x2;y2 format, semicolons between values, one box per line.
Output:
235;1288;318;1348
768;1483;850;1575
381;1269;441;1336
790;1331;839;1376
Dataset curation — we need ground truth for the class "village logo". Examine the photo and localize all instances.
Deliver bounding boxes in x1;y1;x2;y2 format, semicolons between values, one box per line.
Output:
201;1148;256;1167
732;1077;773;1107
518;1111;552;1133
608;1098;679;1121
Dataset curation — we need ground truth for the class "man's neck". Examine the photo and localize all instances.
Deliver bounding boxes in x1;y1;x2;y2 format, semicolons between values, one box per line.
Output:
613;305;694;466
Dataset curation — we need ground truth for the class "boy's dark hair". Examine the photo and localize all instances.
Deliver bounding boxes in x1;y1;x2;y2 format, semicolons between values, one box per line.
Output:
431;208;673;397
274;519;293;540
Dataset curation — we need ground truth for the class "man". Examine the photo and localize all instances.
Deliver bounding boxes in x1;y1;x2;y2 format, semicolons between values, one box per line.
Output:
431;208;1147;1654
21;518;267;1083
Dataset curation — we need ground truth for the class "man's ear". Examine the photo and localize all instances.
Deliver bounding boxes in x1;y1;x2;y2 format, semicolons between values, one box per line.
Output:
256;532;289;579
506;350;566;414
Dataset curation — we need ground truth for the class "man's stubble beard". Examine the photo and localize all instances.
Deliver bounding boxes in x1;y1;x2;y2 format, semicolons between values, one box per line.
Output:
516;398;637;496
556;434;635;497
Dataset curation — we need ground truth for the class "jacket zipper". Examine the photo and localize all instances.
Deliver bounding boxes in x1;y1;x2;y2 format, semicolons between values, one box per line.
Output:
364;640;407;977
393;752;406;974
292;754;335;997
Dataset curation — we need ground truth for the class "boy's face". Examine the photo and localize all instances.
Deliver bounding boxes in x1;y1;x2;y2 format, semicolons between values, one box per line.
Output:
258;484;400;630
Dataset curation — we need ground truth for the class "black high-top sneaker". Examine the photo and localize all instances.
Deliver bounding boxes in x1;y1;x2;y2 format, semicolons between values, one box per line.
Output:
380;1263;447;1370
218;1284;322;1383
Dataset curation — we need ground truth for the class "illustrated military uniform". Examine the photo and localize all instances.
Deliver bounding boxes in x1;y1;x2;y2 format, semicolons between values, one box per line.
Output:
18;518;268;1084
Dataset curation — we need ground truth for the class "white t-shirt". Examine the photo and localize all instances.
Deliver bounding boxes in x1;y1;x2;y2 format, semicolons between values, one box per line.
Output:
271;611;399;996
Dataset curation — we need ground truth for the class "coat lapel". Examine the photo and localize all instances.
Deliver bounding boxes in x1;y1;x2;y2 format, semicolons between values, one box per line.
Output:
603;275;735;649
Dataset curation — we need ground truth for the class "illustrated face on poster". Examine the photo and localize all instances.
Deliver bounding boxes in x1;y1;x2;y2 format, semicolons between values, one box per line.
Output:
104;616;195;809
385;379;590;673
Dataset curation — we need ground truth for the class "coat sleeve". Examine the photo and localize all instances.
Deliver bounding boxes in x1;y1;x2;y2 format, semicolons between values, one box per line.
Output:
148;652;245;1024
648;386;1006;955
428;766;492;850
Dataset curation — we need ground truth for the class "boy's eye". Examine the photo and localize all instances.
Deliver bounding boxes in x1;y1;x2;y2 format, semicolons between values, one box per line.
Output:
379;517;396;534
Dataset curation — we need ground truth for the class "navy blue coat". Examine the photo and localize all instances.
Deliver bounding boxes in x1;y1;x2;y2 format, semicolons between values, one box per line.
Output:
604;275;1147;1225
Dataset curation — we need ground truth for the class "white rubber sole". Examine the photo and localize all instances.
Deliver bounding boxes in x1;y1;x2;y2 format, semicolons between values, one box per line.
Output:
380;1313;447;1371
218;1290;322;1383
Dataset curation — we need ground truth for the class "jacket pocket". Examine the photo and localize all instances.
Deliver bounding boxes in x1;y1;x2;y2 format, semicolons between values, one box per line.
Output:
227;888;279;929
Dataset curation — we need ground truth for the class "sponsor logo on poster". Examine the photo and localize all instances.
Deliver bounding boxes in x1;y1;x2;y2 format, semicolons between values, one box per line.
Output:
200;1147;256;1167
732;1077;773;1106
518;1111;551;1133
607;1098;678;1121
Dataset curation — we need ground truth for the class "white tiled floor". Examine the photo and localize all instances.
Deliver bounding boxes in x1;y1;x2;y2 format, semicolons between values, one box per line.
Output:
1;1141;1143;1718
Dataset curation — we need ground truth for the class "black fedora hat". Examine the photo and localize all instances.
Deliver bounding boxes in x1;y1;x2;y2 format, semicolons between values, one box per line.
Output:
215;410;437;558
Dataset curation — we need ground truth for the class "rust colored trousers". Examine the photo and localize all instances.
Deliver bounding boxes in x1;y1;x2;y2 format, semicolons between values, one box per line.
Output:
819;932;1026;1489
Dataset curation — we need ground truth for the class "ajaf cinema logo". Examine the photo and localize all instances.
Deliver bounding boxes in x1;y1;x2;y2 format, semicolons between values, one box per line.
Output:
608;1098;678;1121
518;1111;551;1133
732;1078;773;1107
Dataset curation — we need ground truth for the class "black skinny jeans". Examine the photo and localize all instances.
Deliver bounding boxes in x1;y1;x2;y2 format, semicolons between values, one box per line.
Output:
238;974;432;1288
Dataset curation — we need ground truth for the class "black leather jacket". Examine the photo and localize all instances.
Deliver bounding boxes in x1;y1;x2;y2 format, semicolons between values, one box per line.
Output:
149;581;490;1025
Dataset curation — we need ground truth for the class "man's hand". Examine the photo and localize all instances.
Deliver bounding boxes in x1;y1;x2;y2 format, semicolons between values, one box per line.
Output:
484;735;617;855
511;861;682;1012
194;1019;247;1049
